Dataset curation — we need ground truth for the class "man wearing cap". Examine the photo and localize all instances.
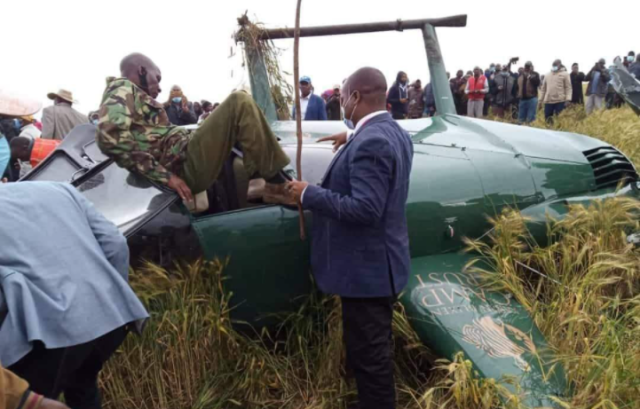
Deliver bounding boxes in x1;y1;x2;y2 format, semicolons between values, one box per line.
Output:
325;84;342;120
292;76;327;121
517;62;541;124
41;89;88;140
585;59;611;115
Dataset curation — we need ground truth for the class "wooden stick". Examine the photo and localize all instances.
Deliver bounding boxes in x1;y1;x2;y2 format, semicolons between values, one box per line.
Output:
293;0;306;240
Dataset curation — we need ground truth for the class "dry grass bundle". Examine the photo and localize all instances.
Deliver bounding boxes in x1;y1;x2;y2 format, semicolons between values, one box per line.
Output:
236;14;294;121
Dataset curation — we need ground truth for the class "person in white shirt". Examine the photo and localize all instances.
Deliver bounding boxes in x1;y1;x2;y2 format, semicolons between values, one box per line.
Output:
292;76;327;121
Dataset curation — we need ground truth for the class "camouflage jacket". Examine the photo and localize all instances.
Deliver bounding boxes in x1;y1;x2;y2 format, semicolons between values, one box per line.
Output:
96;77;191;184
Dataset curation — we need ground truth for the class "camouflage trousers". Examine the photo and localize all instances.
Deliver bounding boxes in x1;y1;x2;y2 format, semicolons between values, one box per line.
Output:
181;92;290;193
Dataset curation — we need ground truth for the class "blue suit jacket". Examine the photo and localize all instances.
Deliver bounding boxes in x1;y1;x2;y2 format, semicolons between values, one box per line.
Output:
0;182;148;366
303;113;414;298
292;94;328;121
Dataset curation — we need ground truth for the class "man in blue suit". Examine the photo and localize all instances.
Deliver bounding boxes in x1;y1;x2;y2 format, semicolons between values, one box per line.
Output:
287;67;414;409
292;76;327;121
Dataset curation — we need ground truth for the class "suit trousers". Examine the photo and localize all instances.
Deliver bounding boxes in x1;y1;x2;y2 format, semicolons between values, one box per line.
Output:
8;327;128;409
342;297;395;409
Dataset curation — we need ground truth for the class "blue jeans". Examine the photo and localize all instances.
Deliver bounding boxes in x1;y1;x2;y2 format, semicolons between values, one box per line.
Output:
518;98;538;123
544;102;566;122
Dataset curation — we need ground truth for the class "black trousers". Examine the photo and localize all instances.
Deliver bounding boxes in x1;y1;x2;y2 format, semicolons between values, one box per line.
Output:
342;296;395;409
9;327;128;409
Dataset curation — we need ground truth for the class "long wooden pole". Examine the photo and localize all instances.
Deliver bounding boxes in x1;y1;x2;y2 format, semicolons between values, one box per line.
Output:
243;15;468;40
293;0;306;240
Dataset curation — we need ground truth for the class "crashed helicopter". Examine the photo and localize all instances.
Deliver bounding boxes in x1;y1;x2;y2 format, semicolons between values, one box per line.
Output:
21;15;640;408
610;57;640;115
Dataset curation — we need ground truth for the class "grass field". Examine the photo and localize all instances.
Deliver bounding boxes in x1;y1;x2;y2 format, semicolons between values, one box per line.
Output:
101;107;639;409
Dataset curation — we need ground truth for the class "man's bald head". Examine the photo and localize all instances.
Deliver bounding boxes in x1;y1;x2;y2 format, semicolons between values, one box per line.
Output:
341;67;388;126
344;67;388;107
119;53;162;98
120;53;158;76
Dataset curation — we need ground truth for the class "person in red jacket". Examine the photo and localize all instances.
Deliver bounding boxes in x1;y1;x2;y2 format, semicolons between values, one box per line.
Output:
464;67;489;118
9;137;60;171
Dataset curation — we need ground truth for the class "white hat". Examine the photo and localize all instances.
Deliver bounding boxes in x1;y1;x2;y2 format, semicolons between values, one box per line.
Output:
0;90;42;117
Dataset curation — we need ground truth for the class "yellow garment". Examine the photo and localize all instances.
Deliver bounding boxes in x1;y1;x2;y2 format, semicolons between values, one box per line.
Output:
0;362;42;409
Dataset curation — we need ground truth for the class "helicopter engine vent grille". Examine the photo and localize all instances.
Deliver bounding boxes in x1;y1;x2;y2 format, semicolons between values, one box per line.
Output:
583;146;638;189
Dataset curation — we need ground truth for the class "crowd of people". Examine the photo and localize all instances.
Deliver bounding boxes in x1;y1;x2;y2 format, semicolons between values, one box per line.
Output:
302;51;640;125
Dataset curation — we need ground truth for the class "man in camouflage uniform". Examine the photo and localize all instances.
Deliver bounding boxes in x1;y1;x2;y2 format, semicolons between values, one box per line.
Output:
97;53;292;204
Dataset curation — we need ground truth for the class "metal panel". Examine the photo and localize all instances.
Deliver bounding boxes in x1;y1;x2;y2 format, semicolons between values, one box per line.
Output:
403;253;567;408
75;162;178;237
192;205;312;326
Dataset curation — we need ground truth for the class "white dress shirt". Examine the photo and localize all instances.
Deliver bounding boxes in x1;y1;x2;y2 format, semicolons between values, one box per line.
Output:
346;110;388;140
300;95;310;120
301;110;388;202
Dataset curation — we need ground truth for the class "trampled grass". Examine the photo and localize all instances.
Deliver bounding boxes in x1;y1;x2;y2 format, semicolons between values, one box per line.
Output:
101;107;639;408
